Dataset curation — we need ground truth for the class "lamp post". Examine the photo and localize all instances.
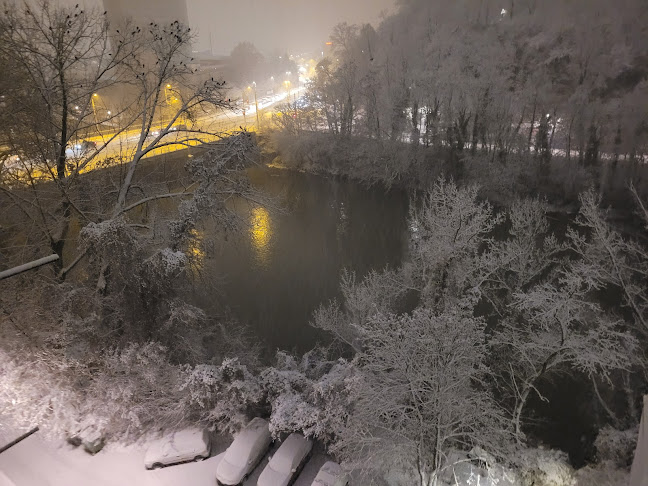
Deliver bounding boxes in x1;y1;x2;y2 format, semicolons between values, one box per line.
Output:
164;84;172;126
91;93;98;121
251;81;260;129
284;80;291;100
91;93;102;136
164;84;172;104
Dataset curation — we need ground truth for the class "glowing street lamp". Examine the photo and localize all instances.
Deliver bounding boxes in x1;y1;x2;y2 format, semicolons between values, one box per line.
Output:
91;93;99;118
91;93;102;135
164;84;172;105
248;82;260;129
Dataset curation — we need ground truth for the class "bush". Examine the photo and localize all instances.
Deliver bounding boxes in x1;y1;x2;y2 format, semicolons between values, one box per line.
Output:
594;426;638;468
518;448;576;486
574;462;630;486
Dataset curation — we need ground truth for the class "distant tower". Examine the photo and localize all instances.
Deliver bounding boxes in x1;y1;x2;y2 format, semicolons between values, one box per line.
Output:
103;0;189;29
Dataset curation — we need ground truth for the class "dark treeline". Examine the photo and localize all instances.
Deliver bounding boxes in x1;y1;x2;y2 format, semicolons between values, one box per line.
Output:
275;0;648;209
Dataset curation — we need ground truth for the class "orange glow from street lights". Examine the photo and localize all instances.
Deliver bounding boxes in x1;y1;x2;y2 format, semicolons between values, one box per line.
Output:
250;207;272;266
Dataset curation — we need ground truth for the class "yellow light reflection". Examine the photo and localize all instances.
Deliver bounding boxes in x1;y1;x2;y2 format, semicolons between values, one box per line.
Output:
187;228;205;268
250;207;272;266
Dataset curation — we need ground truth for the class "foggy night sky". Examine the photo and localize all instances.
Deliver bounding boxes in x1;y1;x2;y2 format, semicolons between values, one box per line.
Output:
187;0;397;55
61;0;397;55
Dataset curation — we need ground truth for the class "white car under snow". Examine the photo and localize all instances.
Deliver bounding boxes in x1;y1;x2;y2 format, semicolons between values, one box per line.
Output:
144;428;210;470
311;461;348;486
257;433;312;486
216;418;272;485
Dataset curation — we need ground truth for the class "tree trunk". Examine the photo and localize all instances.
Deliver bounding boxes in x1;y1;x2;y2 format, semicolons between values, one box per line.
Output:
514;386;531;443
591;375;622;429
548;108;557;153
527;95;537;153
56;61;68;179
566;117;574;161
471;111;479;155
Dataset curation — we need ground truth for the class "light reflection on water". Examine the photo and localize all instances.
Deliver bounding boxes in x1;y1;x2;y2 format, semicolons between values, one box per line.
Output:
187;228;205;269
250;206;272;267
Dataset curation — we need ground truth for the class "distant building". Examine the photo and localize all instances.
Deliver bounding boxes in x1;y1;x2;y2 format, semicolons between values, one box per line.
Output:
103;0;189;29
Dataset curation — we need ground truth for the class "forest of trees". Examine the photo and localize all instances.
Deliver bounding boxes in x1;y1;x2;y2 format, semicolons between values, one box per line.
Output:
1;1;647;486
297;0;648;158
274;0;648;211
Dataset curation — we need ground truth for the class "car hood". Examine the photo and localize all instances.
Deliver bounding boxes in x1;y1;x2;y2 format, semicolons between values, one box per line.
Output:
144;439;167;465
258;464;290;486
313;461;343;486
216;456;246;485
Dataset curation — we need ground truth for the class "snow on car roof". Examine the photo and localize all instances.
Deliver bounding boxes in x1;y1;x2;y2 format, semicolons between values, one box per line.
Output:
144;427;205;460
269;433;311;473
222;418;269;467
313;461;343;485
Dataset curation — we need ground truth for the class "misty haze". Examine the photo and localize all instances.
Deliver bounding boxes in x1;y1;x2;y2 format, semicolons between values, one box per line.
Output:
0;1;647;485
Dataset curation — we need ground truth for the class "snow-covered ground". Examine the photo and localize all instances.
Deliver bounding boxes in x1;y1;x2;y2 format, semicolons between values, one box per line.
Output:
0;425;330;486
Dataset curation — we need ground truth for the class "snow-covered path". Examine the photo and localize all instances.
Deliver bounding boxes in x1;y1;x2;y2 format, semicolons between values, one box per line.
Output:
0;426;329;486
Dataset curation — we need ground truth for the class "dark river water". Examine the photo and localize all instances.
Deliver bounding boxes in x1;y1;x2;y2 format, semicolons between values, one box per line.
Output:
195;166;409;353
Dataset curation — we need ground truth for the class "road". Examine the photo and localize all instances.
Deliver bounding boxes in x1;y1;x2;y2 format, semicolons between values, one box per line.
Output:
0;425;330;486
83;88;306;158
3;88;306;180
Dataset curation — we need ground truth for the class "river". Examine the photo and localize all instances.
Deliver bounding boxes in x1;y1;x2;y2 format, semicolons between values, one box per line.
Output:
192;166;409;353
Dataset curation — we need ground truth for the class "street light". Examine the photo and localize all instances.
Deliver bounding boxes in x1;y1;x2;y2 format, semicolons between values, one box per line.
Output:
164;84;175;126
91;93;101;135
284;80;291;100
164;84;172;105
247;82;260;129
91;93;98;118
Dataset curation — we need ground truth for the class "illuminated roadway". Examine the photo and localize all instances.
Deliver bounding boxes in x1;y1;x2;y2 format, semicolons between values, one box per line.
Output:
78;88;306;168
2;87;306;179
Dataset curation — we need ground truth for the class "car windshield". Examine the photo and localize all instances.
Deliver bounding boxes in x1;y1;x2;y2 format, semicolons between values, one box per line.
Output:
223;435;253;467
270;452;294;473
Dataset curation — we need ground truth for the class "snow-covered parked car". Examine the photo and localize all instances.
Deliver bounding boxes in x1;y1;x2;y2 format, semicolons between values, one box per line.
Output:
144;428;210;470
257;433;312;486
311;461;348;486
216;418;272;485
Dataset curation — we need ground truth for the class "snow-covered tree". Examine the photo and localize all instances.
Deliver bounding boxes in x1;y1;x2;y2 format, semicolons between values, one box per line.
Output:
407;178;502;311
568;190;648;336
180;358;264;434
333;309;509;486
261;349;356;443
312;268;409;352
492;273;636;441
473;197;564;318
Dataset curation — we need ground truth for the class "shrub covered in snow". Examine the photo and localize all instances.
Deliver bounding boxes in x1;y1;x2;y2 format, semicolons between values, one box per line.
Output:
180;358;264;434
261;349;356;443
518;448;576;486
594;425;638;468
573;462;630;486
